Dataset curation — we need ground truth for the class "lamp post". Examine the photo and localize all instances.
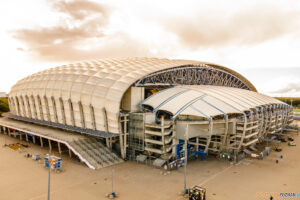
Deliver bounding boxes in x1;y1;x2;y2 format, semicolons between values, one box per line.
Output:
184;124;189;194
47;148;51;200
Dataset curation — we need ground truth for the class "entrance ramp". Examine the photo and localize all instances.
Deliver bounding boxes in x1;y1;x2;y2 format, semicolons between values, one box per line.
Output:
68;138;123;169
0;117;123;170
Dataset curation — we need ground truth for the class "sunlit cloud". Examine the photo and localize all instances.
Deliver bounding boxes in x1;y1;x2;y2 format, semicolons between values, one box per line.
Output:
2;0;300;96
161;5;300;48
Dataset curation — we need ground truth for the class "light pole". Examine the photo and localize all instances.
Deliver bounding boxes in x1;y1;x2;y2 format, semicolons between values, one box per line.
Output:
47;147;51;200
112;167;114;196
184;124;189;194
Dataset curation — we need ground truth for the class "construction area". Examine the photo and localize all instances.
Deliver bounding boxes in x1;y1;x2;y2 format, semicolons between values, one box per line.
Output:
0;57;299;199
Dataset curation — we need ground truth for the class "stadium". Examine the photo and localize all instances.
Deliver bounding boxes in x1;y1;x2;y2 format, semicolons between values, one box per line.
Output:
0;57;294;169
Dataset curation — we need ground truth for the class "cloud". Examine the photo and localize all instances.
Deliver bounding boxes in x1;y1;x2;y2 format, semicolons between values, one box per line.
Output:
11;0;150;62
49;0;109;20
18;32;153;62
271;82;300;94
162;5;300;49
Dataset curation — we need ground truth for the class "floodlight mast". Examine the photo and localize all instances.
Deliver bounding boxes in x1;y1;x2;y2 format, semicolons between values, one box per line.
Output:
184;124;189;193
48;148;51;200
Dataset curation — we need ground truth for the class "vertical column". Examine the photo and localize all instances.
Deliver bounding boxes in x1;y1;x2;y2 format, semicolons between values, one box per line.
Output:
237;113;247;150
25;133;29;142
103;107;111;149
40;137;43;147
13;130;17;138
69;148;72;158
59;98;66;125
205;118;213;153
20;132;23;141
58;142;62;154
161;116;165;154
184;124;189;193
172;123;176;159
124;115;127;157
8;128;11;137
33;136;36;144
119;114;127;159
220;115;229;152
119;130;124;159
48;139;52;151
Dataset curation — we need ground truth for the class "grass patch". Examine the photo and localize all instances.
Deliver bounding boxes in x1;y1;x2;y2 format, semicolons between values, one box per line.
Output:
294;108;300;116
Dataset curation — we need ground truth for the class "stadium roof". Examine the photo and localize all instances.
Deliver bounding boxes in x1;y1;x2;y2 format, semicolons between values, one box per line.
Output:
141;85;288;119
9;57;256;134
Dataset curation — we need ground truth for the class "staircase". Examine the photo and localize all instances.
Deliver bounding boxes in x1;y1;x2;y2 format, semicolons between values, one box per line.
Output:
68;138;123;170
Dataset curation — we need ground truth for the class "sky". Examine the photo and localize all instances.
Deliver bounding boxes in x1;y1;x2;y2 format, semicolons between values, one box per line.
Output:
0;0;299;96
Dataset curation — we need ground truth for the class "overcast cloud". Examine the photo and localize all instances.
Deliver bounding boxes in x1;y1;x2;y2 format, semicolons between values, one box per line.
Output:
0;0;299;96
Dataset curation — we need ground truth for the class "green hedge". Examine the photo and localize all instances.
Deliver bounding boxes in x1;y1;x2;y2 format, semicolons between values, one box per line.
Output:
0;97;9;115
274;97;300;108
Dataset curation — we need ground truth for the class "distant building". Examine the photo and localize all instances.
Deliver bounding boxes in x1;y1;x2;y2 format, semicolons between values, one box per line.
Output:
0;92;7;97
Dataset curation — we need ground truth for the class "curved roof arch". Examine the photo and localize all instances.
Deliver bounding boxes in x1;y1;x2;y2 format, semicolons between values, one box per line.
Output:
141;85;289;120
9;57;256;134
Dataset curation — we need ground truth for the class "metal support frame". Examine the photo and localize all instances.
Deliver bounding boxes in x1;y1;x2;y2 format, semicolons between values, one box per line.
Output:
134;65;251;90
103;108;112;148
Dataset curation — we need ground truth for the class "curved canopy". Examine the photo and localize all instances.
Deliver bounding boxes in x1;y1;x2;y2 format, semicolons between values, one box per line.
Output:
9;58;256;134
141;85;289;119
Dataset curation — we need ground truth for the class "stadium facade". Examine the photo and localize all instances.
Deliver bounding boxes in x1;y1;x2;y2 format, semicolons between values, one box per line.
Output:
0;58;293;169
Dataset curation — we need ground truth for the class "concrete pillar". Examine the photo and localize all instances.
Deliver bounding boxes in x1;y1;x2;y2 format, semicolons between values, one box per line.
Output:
13;130;17;138
33;136;36;144
25;133;29;142
20;132;22;141
48;139;52;151
69;148;72;158
58;142;62;154
40;137;43;147
124;115;127;157
119;134;124;159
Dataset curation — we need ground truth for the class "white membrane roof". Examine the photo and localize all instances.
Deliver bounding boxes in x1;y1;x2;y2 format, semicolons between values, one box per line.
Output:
9;58;256;134
141;85;287;119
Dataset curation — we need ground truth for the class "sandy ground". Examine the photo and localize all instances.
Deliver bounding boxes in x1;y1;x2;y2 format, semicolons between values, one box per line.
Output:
0;121;299;200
